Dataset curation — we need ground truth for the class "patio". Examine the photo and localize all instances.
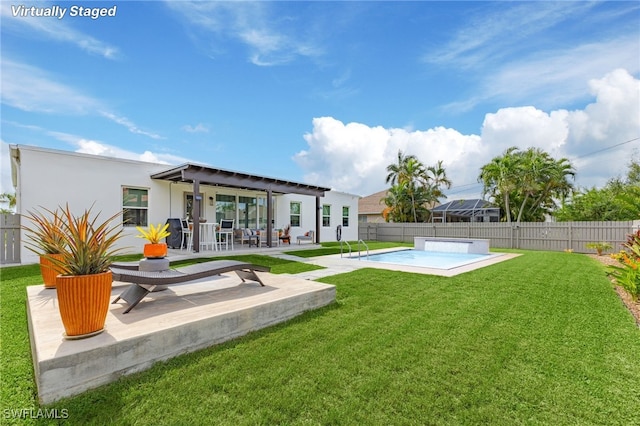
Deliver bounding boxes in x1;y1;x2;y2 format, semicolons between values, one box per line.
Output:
27;248;335;404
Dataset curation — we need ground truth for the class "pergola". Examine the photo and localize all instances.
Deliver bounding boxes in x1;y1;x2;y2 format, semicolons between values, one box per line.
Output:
151;164;330;250
430;199;500;223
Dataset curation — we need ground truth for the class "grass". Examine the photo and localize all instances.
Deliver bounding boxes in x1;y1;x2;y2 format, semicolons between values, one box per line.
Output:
1;250;639;424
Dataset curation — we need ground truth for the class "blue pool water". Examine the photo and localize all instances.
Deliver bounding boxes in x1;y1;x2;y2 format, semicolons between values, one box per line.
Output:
357;249;498;270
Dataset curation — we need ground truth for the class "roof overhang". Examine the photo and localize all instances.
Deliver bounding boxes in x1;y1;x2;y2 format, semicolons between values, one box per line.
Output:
151;163;330;197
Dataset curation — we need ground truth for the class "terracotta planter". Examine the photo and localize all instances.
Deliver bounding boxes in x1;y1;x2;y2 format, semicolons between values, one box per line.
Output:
40;254;64;289
56;271;113;339
143;243;167;259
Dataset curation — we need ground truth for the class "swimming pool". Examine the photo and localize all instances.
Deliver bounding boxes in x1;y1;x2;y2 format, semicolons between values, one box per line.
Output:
355;249;500;270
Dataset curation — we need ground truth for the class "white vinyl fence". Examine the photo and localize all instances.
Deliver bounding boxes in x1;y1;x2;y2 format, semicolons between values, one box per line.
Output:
358;221;640;254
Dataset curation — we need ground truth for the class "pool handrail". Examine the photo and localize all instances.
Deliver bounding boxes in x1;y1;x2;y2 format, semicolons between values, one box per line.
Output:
357;240;369;260
340;240;352;258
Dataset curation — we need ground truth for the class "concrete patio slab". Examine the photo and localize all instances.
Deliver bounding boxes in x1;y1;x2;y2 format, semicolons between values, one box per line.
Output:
27;272;335;404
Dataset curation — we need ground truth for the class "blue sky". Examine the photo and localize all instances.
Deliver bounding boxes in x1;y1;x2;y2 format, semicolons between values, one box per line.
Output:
1;1;639;200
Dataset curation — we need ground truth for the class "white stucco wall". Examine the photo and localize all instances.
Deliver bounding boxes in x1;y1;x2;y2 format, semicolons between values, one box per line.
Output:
278;191;359;243
12;145;359;263
12;145;172;264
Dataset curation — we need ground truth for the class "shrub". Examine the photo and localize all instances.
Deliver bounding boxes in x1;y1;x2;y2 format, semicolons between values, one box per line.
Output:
585;241;612;256
608;232;640;301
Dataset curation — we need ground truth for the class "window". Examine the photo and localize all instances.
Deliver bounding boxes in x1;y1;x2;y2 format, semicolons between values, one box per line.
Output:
290;201;301;227
342;206;350;227
239;196;257;229
184;192;204;221
216;194;236;223
322;205;331;227
122;187;148;227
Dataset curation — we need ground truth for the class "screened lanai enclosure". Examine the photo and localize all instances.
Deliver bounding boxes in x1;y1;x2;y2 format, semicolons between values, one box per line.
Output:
430;199;500;223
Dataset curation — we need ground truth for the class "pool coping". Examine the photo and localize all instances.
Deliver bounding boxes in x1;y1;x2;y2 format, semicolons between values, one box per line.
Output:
306;248;521;277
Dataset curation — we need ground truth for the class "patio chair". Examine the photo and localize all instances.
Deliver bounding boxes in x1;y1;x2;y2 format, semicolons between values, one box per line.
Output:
218;219;234;250
180;219;193;251
240;228;259;247
297;230;315;244
259;229;280;247
111;260;270;313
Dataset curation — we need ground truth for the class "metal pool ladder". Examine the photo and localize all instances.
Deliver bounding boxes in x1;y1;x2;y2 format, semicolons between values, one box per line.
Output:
357;240;370;260
340;240;369;260
340;240;351;258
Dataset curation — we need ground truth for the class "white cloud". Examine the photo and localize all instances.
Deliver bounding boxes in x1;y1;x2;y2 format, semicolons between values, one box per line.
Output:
182;123;210;133
164;1;322;66
99;112;163;140
427;2;639;112
0;2;120;59
1;60;100;114
74;139;185;164
295;69;640;197
294;117;482;196
1;60;163;139
477;36;640;110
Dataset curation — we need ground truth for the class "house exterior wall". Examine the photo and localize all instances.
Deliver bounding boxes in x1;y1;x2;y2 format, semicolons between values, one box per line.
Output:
278;191;359;243
11;145;359;264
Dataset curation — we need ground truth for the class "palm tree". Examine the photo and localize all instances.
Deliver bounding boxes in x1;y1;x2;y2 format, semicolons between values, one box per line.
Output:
422;160;452;202
385;150;419;186
386;150;425;222
0;192;16;214
479;147;520;222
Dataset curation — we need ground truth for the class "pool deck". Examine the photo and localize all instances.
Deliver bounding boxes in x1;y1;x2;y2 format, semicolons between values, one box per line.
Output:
295;249;520;279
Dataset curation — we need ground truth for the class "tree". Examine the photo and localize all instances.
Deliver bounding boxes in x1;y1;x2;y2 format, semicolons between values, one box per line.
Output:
555;159;640;221
0;192;16;214
478;147;575;223
478;147;520;223
384;150;451;223
423;160;452;201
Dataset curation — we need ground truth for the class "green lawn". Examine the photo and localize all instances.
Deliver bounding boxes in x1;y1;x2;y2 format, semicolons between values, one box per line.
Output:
1;251;639;425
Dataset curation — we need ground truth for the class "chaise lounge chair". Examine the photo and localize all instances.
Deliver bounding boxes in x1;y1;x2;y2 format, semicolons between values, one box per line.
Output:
111;260;270;313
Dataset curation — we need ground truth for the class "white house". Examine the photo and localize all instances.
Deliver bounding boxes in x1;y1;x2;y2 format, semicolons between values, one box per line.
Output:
9;145;359;264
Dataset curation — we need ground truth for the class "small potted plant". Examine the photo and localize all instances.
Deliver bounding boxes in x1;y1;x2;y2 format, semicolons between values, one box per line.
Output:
136;223;171;258
586;241;613;256
45;204;126;339
22;207;66;289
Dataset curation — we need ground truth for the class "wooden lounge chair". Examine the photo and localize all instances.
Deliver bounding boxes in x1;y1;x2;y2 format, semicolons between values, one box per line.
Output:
111;260;270;313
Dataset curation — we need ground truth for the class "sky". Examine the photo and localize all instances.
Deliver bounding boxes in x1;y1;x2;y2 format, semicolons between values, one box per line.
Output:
1;1;639;202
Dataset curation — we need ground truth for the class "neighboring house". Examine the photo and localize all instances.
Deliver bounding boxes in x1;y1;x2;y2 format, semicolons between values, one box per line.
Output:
359;189;442;223
10;145;359;264
358;189;388;223
430;199;500;223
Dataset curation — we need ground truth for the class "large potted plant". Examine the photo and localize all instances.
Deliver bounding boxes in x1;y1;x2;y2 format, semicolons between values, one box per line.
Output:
46;204;125;339
136;223;171;258
22;208;66;289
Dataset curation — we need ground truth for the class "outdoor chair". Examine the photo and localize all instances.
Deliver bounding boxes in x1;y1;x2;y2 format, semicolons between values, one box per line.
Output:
240;228;259;247
111;260;270;313
297;230;315;244
218;219;235;250
181;219;193;251
259;229;280;247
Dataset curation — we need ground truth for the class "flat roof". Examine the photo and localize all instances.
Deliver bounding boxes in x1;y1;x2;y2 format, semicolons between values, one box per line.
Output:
151;163;331;197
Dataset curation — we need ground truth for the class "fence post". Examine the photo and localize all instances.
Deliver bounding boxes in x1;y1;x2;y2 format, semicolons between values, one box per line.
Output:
568;222;573;251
